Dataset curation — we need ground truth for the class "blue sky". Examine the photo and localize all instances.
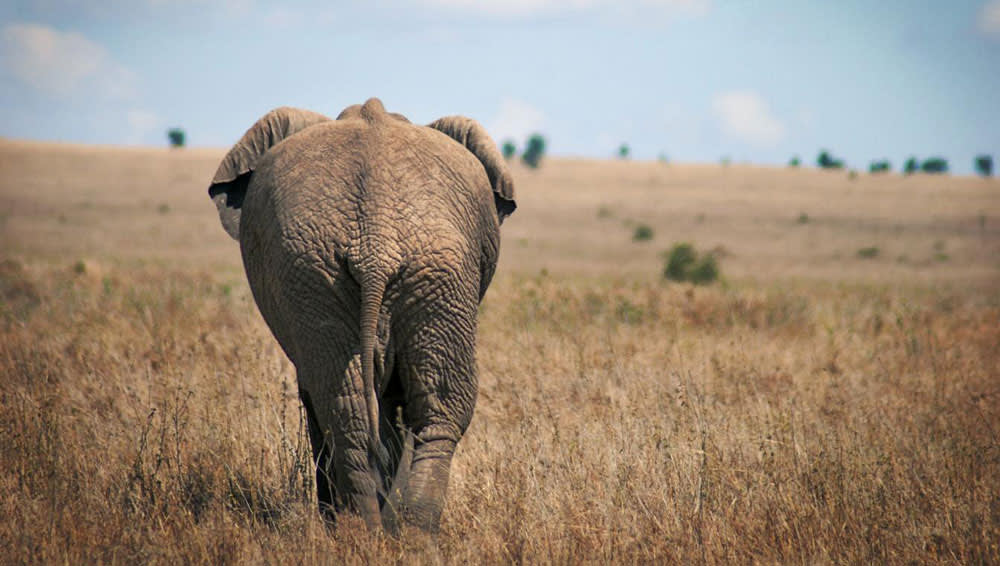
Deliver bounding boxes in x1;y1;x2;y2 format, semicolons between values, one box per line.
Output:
1;1;998;173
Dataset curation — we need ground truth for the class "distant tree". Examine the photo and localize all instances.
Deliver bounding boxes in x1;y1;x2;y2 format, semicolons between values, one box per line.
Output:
657;152;669;164
521;133;546;169
921;157;948;174
501;139;517;160
903;156;919;175
167;128;186;148
662;242;720;285
869;160;891;174
817;150;844;169
663;243;697;281
975;155;993;177
632;224;653;241
618;143;630;160
789;155;801;168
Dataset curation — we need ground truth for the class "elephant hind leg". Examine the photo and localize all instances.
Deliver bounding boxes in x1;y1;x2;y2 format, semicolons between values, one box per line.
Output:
297;352;382;530
394;307;480;533
300;389;337;519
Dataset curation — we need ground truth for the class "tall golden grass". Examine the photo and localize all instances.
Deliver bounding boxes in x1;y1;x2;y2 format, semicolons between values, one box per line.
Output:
1;140;998;563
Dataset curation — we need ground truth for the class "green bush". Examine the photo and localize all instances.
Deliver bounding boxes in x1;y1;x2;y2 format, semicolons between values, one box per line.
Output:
869;160;890;173
789;156;801;168
662;243;719;285
856;246;880;259
687;254;719;284
167;128;186;148
501;140;517;160
903;156;919;175
817;150;844;169
921;157;948;174
522;134;546;169
632;224;654;242
975;155;993;177
664;243;696;281
618;144;630;160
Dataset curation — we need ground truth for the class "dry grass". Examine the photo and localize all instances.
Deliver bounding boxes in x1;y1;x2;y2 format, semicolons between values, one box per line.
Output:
1;139;999;564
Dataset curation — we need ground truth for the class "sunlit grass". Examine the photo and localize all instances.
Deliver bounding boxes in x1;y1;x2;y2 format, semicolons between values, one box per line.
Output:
2;262;996;564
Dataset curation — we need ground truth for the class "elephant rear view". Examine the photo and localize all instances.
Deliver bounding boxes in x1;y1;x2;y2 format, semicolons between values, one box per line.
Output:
207;98;516;533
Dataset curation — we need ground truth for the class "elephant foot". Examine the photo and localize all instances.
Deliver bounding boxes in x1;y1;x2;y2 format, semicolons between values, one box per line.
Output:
398;438;456;533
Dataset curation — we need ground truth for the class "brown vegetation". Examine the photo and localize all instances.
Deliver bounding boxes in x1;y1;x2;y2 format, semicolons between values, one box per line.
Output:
1;139;998;563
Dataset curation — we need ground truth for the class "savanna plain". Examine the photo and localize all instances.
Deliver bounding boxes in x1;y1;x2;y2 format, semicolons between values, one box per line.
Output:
1;138;998;564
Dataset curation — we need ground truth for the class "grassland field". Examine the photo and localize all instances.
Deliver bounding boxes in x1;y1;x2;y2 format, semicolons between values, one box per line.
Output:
1;138;998;564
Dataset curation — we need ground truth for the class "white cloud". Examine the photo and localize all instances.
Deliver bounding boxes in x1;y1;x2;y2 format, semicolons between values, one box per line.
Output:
417;0;709;18
979;1;1000;35
489;98;545;144
0;23;135;99
711;90;786;146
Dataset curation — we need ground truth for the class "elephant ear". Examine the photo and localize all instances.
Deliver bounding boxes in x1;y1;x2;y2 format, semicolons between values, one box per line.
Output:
427;116;517;224
208;107;332;239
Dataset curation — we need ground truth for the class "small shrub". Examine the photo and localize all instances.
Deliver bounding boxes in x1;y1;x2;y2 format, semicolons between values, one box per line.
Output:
789;156;801;168
157;203;170;215
167;128;186;148
664;243;697;281
657;152;669;164
501;140;517;160
817;150;844;169
848;170;858;180
921;157;948;174
632;224;654;242
662;242;719;285
597;206;612;219
521;134;546;169
974;154;993;177
720;156;731;167
856;246;879;259
618;144;630;160
903;156;919;175
797;212;810;224
869;160;890;173
687;254;719;284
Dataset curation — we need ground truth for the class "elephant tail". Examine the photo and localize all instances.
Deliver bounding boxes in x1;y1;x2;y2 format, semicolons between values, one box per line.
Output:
359;270;389;477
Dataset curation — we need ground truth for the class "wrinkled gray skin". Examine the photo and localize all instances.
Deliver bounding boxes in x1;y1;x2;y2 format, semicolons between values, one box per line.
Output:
208;98;515;534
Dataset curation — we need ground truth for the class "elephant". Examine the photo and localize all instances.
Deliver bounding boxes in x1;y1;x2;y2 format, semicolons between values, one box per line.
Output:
207;98;516;534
